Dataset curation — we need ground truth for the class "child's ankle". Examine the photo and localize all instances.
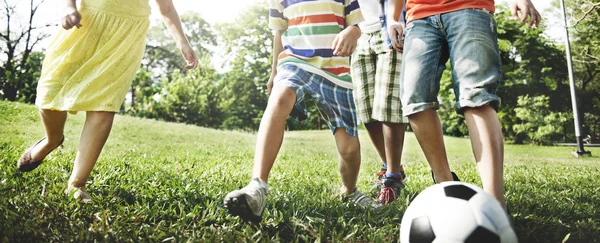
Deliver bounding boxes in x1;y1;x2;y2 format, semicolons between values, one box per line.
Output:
250;177;268;190
385;172;403;180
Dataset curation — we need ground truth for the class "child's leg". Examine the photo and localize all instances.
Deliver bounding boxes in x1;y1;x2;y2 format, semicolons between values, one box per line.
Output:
67;111;115;190
381;122;405;175
30;109;68;160
352;38;387;166
334;127;380;208
364;122;387;163
17;109;68;172
333;127;361;194
443;9;504;208
400;17;454;183
372;35;406;177
407;110;454;182
223;80;298;222
252;86;297;182
464;105;506;209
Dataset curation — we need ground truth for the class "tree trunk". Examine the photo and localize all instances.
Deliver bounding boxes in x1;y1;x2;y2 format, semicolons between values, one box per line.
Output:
131;85;136;111
513;133;526;144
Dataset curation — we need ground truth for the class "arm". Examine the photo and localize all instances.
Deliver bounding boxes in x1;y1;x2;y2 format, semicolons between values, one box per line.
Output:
387;0;405;52
155;0;198;69
267;29;285;95
61;0;82;30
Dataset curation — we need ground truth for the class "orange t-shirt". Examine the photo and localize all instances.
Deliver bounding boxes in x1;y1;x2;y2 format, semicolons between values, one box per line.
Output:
406;0;495;22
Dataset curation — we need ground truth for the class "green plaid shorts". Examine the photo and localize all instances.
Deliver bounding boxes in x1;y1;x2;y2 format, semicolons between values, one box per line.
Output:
351;30;408;124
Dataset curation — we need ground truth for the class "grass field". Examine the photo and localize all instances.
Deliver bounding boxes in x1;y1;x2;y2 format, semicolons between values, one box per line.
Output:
1;100;599;242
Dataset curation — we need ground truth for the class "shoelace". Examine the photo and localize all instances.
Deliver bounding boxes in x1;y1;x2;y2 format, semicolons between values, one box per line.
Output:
377;186;397;206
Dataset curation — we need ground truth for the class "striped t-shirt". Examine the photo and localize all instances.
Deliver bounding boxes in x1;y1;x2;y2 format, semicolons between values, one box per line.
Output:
269;0;363;89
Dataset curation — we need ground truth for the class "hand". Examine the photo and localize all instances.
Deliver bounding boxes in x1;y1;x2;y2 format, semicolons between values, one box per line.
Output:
510;0;542;28
180;44;198;69
331;25;360;56
61;10;82;30
266;73;276;95
388;21;404;52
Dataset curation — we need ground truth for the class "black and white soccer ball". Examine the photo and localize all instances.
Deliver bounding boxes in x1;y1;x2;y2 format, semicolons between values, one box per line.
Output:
400;181;517;243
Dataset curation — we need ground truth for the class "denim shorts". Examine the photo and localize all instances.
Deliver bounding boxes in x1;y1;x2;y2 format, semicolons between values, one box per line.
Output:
400;8;502;116
274;64;358;136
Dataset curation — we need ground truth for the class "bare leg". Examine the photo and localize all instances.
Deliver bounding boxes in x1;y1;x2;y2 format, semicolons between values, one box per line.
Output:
67;111;115;194
364;122;386;164
382;122;405;174
463;105;506;209
334;128;361;194
251;86;297;182
29;109;67;160
407;109;453;182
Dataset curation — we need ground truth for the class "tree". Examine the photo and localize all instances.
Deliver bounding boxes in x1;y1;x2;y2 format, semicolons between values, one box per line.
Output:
143;12;216;78
494;5;570;143
513;95;570;145
215;1;271;131
133;12;217;119
148;58;224;128
568;0;600;139
549;0;600;140
1;0;49;101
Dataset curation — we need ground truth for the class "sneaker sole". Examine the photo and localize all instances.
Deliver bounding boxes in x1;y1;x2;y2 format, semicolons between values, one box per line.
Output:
223;194;262;223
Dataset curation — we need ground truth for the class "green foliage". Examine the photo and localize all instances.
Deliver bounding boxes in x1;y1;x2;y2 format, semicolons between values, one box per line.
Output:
513;95;571;145
568;0;600;139
494;5;571;143
0;51;45;103
15;52;45;104
125;67;154;114
144;59;224;128
215;1;271;131
1;100;600;242
0;1;49;101
547;0;600;139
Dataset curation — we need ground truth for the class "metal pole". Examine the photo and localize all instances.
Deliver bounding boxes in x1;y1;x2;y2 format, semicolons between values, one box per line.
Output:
560;0;591;157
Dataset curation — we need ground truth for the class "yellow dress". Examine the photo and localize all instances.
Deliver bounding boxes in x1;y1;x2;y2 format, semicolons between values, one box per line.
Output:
35;0;151;113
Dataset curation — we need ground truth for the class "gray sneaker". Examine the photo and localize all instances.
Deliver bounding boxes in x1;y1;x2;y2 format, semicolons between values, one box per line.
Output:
344;189;381;209
223;178;268;222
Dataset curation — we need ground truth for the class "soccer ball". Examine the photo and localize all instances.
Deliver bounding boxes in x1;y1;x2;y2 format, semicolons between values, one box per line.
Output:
400;181;517;243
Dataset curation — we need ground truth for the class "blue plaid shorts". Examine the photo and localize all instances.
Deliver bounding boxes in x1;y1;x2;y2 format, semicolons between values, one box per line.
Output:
274;64;358;136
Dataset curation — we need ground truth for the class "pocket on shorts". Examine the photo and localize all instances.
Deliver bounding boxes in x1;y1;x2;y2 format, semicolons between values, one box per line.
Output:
472;8;494;17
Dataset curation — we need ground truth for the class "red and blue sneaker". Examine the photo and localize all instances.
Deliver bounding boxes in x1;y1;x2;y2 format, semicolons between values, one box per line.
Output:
376;176;405;206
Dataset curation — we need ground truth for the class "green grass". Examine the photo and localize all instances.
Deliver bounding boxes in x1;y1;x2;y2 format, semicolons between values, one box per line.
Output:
1;100;599;242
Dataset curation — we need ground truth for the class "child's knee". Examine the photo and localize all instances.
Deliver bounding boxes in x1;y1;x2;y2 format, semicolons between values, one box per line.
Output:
463;104;497;117
338;140;360;161
86;111;116;124
268;87;296;109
